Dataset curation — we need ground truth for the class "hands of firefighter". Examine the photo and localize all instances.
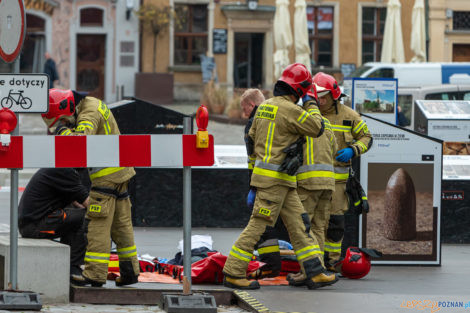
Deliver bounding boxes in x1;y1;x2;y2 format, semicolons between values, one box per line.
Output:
247;188;256;209
54;119;73;135
279;137;305;176
336;147;354;163
302;94;312;104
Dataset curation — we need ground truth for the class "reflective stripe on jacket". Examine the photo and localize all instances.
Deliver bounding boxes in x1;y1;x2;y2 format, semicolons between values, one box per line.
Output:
321;103;372;183
297;101;337;191
249;96;324;188
58;97;135;184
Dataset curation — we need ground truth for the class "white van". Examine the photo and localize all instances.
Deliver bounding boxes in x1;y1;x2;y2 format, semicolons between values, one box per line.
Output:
397;84;470;130
351;62;470;87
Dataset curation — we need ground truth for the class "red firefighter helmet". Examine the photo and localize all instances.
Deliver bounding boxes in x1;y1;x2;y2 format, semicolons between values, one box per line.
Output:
306;83;317;100
341;247;371;279
306;82;329;101
312;72;342;100
41;89;76;128
279;63;312;98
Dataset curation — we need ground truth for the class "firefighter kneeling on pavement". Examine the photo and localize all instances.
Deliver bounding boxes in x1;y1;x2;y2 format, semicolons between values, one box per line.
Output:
312;72;372;272
42;89;140;287
222;63;338;290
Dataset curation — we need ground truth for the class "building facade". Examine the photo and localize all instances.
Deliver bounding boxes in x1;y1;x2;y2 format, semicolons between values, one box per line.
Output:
141;0;421;101
1;0;141;103
428;0;470;62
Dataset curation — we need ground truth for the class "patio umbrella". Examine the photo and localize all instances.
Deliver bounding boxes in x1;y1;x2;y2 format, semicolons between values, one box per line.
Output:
273;0;293;78
381;0;405;63
410;0;427;62
294;0;311;72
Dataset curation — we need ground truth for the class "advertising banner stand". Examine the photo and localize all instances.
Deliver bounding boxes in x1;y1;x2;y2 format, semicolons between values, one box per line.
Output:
414;100;470;142
359;114;442;265
441;155;470;243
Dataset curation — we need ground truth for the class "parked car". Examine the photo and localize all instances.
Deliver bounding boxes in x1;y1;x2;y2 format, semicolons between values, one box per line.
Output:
350;62;470;87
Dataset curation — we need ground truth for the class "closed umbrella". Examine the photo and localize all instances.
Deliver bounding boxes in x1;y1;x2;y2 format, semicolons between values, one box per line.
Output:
410;0;426;62
381;0;405;63
273;0;293;78
294;0;311;72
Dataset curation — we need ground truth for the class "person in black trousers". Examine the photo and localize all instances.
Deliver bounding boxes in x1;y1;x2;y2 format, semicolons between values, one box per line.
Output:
19;168;90;279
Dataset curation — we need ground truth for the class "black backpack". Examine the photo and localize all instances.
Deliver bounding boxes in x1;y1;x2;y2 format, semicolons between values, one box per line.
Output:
346;168;369;215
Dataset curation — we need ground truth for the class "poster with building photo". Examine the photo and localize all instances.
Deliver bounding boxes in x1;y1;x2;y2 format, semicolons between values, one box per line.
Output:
352;78;398;125
359;115;442;265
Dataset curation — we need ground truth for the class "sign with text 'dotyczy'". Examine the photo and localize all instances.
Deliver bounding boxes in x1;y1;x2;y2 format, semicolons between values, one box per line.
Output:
0;74;49;113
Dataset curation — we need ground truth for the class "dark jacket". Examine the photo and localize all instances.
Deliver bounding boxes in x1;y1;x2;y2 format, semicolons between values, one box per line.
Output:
19;168;89;223
44;58;59;88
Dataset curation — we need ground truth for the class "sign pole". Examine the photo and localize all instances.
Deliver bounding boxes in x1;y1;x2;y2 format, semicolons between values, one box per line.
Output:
182;116;192;294
8;57;20;291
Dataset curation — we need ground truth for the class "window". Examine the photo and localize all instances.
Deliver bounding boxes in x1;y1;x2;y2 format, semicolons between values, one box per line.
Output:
453;11;470;30
367;68;394;78
174;4;208;65
425;92;460;100
80;8;104;27
307;6;334;67
397;95;412;126
462;91;470;100
21;14;46;73
362;7;386;64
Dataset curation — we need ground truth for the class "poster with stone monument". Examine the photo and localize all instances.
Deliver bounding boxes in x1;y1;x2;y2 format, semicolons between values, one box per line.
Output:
359;115;442;265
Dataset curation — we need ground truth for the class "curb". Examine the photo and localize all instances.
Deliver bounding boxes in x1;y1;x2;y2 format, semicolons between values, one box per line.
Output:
233;290;269;313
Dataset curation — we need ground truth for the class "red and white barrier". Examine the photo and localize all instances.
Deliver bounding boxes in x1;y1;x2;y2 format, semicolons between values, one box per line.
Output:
0;134;214;169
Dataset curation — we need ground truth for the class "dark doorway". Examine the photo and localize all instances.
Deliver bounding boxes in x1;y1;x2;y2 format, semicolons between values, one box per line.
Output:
21;14;46;74
453;44;470;62
76;34;106;99
234;33;264;88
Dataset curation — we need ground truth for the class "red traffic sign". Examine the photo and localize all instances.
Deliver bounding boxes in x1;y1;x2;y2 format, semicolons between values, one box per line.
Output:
0;0;26;63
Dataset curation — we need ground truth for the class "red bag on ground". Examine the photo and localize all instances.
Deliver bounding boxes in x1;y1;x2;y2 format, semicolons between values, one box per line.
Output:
280;260;300;276
191;252;264;284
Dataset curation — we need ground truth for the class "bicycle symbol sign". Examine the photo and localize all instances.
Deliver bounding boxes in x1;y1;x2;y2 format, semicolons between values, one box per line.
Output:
0;74;49;113
1;89;32;109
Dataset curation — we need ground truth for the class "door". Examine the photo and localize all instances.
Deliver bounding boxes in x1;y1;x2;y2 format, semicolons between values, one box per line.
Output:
234;33;264;88
76;34;105;99
453;44;470;62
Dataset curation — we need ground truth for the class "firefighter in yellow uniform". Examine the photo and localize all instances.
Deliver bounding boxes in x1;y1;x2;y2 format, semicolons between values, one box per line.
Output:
223;63;338;290
42;89;139;287
312;73;372;271
286;88;338;285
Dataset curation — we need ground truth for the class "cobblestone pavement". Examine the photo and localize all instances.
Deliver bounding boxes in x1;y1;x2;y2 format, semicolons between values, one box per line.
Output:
0;304;248;313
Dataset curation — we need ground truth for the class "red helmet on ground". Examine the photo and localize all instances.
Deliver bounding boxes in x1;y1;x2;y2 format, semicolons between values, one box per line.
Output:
312;72;342;100
42;89;76;128
279;63;312;98
340;247;371;279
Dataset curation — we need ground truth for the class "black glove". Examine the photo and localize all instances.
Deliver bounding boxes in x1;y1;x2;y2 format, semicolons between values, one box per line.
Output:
279;137;305;176
54;119;73;135
346;169;369;215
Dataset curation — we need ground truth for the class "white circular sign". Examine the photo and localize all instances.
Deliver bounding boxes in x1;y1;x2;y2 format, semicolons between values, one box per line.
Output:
0;0;26;63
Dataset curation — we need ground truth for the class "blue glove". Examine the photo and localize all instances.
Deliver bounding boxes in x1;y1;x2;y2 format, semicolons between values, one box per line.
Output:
302;95;312;104
336;147;355;163
247;188;256;209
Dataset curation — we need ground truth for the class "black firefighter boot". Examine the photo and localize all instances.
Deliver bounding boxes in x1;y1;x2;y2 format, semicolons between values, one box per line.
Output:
286;272;307;286
115;261;139;287
70;273;104;287
302;258;339;290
